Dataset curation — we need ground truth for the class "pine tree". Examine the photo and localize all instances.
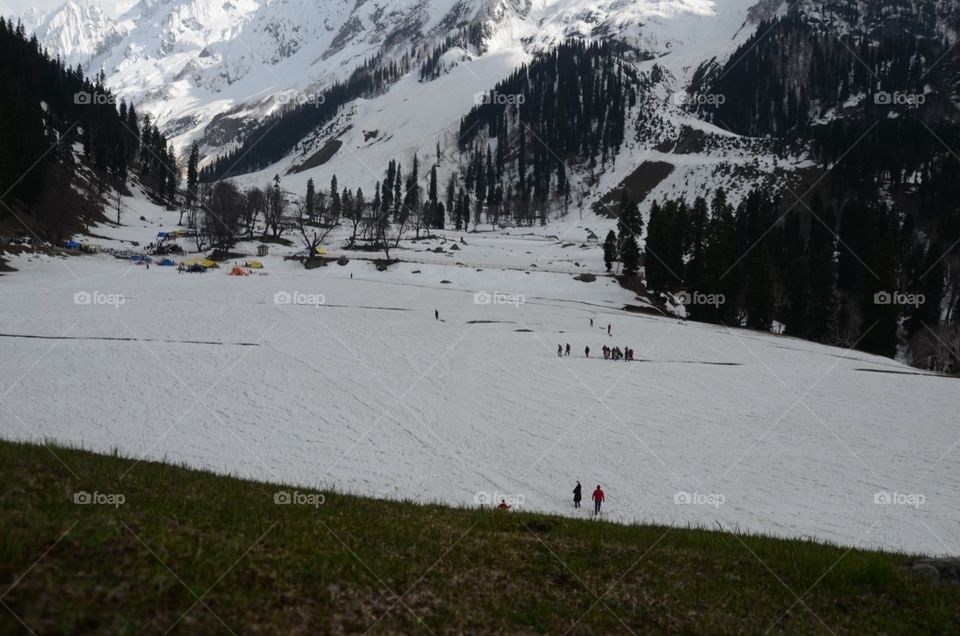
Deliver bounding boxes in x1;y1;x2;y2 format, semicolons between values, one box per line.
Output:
330;174;341;219
186;142;200;209
745;245;775;331
603;230;617;272
804;196;839;343
621;235;640;277
685;196;709;291
393;163;403;220
305;178;316;220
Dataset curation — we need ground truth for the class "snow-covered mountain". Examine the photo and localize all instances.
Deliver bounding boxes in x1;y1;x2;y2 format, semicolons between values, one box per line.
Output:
18;0;766;163
19;0;121;66
18;0;959;212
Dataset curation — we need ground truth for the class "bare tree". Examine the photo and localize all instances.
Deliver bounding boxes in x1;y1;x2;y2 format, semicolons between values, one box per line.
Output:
907;325;960;373
114;188;123;224
294;197;336;261
206;181;243;250
243;186;265;239
345;190;363;247
188;206;209;252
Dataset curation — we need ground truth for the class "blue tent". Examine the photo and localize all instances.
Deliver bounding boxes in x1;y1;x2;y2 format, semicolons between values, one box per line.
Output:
158;258;175;266
64;240;81;249
187;264;207;273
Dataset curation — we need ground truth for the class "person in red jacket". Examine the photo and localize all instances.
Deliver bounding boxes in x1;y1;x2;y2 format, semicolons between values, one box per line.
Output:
592;485;605;515
497;498;511;510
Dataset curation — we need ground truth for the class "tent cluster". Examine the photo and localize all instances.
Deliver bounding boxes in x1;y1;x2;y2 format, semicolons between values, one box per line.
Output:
229;261;265;276
156;230;195;239
63;240;96;253
182;258;219;269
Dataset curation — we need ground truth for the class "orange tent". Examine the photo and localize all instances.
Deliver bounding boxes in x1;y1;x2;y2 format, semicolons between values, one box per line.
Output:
229;266;249;276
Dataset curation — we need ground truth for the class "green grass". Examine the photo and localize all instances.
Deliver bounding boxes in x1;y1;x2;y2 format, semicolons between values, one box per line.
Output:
0;440;957;634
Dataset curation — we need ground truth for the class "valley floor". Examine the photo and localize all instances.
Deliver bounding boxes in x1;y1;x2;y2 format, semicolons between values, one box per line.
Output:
0;223;957;557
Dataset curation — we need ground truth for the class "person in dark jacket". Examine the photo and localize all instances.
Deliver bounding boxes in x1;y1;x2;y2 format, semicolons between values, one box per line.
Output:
592;485;605;515
573;481;582;508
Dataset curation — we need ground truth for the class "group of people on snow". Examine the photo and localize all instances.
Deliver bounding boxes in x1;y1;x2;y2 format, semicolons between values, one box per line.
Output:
557;318;634;361
602;345;634;361
573;481;605;515
497;482;606;516
558;343;635;361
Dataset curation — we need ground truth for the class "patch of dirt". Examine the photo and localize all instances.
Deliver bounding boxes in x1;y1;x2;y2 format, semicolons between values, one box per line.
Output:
593;161;675;216
290;139;344;174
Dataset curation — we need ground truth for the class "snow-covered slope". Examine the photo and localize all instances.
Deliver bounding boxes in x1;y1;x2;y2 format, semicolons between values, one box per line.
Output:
1;200;957;556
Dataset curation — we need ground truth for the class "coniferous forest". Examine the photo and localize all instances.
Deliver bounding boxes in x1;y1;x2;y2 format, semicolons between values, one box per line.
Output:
640;6;960;369
0;19;178;240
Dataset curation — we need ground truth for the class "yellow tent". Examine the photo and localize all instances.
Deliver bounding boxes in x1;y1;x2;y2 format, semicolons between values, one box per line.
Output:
182;258;219;268
314;247;328;255
244;260;264;269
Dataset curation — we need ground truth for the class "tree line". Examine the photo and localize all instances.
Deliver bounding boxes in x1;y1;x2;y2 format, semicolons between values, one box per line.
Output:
0;18;178;240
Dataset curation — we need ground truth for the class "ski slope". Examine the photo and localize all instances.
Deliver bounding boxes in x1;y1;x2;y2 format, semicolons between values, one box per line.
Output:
1;223;958;557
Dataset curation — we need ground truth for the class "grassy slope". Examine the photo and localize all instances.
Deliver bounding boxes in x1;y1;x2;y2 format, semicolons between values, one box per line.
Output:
0;441;957;635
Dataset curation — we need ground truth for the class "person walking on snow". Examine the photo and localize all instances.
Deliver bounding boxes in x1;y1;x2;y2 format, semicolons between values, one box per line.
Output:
565;343;571;356
585;346;590;358
573;481;582;508
435;309;439;320
590;318;594;327
558;344;563;357
592;485;605;515
607;324;612;336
